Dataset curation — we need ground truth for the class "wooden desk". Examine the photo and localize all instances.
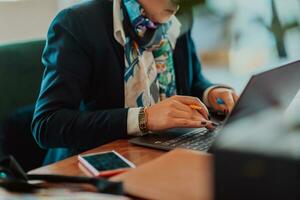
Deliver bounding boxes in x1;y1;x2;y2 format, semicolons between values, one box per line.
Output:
29;140;213;200
30;140;164;176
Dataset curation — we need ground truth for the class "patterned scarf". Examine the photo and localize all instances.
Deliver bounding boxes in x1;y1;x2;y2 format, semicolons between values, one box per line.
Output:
122;0;180;107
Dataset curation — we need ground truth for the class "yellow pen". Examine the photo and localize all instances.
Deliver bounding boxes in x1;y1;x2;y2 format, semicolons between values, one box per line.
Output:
189;104;202;112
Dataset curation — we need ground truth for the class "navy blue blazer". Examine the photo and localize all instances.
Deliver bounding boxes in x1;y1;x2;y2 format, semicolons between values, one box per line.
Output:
32;0;213;164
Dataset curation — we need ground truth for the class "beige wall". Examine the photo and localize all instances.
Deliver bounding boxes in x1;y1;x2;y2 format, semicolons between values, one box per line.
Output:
0;0;80;44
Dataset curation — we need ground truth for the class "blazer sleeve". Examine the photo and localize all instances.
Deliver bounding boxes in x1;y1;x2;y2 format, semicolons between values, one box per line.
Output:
188;32;214;100
31;8;128;150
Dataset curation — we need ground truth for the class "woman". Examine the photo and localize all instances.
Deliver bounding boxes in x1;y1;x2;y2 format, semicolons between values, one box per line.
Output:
32;0;238;165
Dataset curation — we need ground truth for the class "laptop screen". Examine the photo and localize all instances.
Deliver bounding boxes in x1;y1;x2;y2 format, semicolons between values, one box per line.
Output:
226;60;300;125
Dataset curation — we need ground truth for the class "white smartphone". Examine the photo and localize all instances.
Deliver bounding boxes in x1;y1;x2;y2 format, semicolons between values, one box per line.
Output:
78;151;135;177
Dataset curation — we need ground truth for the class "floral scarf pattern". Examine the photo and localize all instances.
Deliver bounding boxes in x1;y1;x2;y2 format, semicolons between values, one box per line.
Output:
122;0;180;107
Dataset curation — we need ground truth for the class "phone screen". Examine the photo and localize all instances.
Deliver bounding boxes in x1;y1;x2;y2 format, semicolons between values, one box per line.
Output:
82;152;131;171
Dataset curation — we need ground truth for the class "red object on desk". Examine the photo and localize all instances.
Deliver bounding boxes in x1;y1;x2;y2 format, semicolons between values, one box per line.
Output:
78;162;131;178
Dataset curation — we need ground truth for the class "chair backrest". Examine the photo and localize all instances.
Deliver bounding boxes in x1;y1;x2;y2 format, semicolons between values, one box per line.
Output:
0;40;45;121
0;40;46;171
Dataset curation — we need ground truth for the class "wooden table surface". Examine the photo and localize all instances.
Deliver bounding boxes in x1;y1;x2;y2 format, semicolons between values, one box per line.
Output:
29;140;164;176
29;139;213;200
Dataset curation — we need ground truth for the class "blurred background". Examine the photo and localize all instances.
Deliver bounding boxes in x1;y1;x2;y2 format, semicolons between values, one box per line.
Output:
191;0;300;93
1;0;300;92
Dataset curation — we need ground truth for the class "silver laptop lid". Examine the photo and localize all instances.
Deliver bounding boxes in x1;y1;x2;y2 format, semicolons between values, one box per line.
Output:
225;60;300;125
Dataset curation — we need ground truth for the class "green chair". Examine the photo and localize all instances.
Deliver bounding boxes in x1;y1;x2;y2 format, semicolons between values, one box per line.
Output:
0;40;47;171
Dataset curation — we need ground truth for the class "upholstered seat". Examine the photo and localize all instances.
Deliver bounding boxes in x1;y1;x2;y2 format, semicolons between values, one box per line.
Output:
0;40;47;171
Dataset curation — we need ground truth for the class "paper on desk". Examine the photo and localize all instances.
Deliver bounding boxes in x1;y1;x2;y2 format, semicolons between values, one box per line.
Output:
0;188;130;200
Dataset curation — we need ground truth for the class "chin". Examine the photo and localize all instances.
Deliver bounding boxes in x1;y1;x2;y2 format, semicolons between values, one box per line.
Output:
151;15;173;24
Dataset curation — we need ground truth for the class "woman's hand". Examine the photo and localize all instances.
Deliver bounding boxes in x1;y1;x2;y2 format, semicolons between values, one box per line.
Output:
146;95;214;132
207;88;239;114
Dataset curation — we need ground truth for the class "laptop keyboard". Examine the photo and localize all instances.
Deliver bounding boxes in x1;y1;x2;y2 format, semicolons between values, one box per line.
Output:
158;129;218;151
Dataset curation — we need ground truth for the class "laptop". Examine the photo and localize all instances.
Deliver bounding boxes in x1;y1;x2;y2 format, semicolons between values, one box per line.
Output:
129;60;300;152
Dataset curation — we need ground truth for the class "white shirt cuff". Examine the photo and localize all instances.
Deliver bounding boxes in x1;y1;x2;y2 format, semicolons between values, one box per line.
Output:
127;108;144;136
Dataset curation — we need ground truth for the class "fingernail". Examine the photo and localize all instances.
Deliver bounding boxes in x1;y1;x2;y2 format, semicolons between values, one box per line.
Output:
201;121;207;125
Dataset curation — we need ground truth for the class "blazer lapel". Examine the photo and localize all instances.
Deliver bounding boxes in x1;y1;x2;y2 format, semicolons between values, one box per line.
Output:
103;0;124;71
173;36;190;95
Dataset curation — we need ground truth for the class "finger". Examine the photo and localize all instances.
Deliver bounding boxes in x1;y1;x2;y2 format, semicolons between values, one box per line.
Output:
170;107;204;121
191;109;206;121
232;92;239;103
173;100;209;120
189;104;209;120
188;109;207;121
173;95;208;114
205;121;216;130
210;97;227;113
173;118;211;128
172;95;209;117
222;93;235;113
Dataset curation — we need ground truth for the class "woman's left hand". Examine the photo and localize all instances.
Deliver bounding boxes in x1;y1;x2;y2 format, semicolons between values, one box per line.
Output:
207;88;239;114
